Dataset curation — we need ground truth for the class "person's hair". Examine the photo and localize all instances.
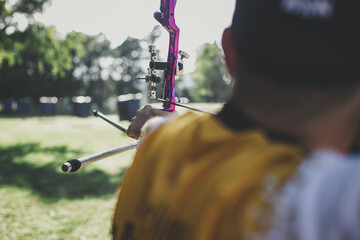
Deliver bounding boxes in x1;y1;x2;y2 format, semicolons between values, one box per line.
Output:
230;0;360;88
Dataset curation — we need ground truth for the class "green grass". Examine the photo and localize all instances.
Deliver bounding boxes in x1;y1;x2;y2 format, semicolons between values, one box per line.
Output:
0;104;223;239
0;115;134;240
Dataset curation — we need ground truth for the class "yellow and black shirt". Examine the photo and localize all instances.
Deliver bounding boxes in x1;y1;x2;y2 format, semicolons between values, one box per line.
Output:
113;104;304;240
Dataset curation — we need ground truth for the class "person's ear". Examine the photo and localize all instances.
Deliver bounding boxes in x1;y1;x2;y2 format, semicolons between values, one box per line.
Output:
222;28;238;78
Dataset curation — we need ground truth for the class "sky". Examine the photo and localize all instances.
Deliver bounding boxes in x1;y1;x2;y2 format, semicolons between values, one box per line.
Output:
34;0;237;72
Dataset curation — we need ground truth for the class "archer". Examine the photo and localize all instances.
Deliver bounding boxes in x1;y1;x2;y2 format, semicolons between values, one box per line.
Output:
113;0;360;239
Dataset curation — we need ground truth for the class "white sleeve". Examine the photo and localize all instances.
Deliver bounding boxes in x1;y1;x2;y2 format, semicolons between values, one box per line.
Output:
297;154;360;240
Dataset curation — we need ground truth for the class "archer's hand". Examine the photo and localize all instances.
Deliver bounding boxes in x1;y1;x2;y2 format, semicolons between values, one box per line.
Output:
127;105;177;139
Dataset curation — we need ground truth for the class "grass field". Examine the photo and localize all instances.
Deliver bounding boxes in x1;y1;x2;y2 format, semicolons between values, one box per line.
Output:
0;104;223;239
0;114;135;240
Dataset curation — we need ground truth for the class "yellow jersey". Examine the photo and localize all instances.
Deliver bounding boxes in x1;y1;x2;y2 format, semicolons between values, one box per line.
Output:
113;112;303;240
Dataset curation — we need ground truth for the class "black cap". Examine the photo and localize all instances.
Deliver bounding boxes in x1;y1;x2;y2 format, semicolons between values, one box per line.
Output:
231;0;360;87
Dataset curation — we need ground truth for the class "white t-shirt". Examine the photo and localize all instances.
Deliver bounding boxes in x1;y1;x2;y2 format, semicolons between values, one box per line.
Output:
266;150;360;240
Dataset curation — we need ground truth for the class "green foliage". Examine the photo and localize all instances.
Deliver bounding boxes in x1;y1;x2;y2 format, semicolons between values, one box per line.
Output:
0;0;166;111
20;24;73;76
71;33;115;109
0;0;52;62
0;0;89;104
0;23;86;102
63;31;87;58
191;42;232;102
2;0;50;16
112;37;144;95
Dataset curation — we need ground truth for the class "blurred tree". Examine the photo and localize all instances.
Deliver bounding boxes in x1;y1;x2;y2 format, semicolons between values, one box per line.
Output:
0;0;50;19
191;42;232;102
0;0;52;64
145;25;162;45
0;24;85;103
0;0;164;112
72;26;164;109
71;33;114;109
174;73;194;100
0;0;84;104
112;37;144;95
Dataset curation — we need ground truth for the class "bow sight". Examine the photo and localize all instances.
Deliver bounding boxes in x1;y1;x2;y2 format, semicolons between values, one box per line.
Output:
137;46;189;100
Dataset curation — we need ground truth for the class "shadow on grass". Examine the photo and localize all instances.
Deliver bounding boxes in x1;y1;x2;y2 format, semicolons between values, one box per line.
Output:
0;143;126;201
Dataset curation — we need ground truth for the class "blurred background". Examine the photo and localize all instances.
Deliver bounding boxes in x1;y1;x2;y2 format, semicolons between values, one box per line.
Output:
0;0;235;116
0;0;233;239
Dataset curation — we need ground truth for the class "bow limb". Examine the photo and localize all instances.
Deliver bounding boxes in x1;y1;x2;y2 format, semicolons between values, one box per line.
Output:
155;0;180;111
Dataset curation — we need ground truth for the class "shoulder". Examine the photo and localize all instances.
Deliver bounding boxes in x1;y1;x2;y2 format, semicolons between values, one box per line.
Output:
299;151;360;239
139;112;228;153
269;150;360;240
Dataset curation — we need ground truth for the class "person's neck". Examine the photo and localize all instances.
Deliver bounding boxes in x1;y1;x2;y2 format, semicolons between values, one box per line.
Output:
231;85;360;153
